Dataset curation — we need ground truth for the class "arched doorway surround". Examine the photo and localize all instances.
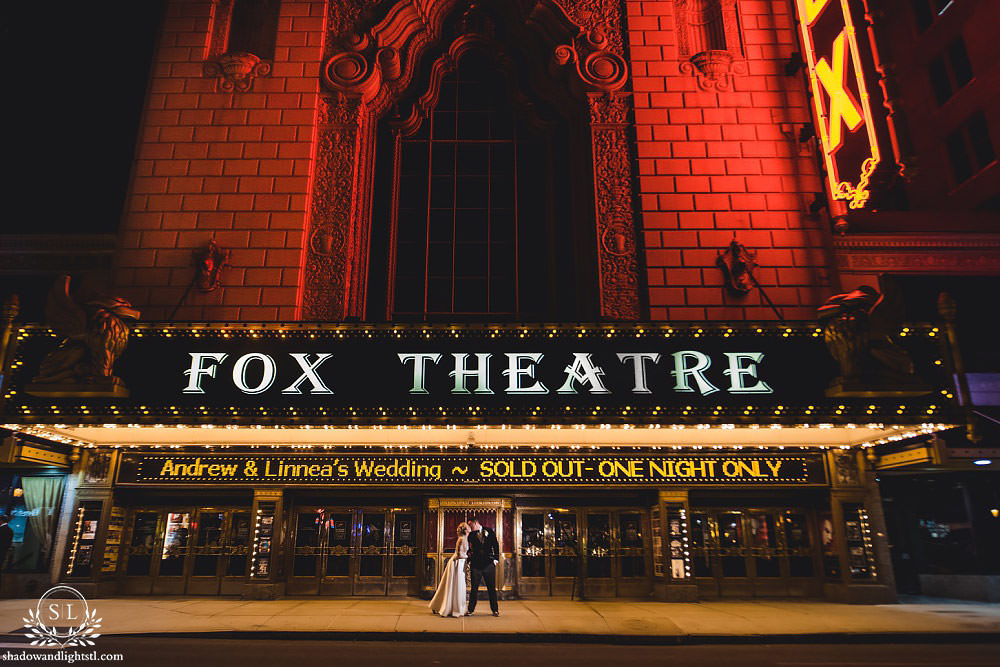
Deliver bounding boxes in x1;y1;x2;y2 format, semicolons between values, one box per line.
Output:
303;0;641;321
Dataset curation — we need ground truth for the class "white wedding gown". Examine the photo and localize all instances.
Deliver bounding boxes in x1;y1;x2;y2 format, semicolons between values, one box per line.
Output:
429;535;468;617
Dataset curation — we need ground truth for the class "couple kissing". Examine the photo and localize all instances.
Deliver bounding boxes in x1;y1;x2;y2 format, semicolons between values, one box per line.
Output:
428;518;500;617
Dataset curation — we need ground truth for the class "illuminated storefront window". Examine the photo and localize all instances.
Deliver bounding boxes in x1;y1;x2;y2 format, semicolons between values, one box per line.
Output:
0;472;66;573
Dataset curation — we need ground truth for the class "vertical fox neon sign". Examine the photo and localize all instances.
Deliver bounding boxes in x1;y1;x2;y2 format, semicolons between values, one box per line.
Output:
795;0;882;209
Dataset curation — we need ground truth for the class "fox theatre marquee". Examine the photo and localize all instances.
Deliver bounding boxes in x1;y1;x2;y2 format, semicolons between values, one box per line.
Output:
2;323;953;602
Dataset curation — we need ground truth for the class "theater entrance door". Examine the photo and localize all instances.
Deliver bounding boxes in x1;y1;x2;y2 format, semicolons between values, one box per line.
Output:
119;506;251;595
287;506;419;595
515;507;652;598
690;507;822;597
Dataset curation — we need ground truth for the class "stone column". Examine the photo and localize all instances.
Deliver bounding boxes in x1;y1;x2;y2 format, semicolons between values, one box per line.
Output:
588;91;641;320
302;96;374;320
822;450;896;603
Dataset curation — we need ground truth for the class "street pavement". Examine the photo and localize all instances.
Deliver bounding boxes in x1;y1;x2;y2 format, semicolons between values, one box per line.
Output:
1;596;999;640
3;638;1000;667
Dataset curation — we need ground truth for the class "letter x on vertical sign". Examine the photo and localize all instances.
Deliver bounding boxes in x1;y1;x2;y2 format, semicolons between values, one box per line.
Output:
794;0;881;209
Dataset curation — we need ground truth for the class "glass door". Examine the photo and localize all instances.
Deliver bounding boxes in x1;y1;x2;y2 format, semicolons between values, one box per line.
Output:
355;510;387;594
222;510;252;594
783;510;818;584
514;508;651;598
689;510;751;597
185;508;251;595
319;511;353;595
616;511;649;596
288;508;326;594
119;509;192;595
287;507;326;595
516;512;549;595
187;509;225;594
120;507;251;596
122;511;160;594
552;511;579;596
154;511;191;594
289;506;417;595
691;507;821;598
389;511;418;595
584;512;614;597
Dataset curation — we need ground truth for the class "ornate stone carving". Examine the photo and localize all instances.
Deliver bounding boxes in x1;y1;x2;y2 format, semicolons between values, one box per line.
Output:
305;0;641;320
832;450;860;486
679;50;746;91
27;276;140;398
552;26;628;92
203;52;271;92
560;0;626;56
303;96;371;320
589;91;641;320
817;281;929;397
674;0;746;91
84;450;112;485
207;0;234;56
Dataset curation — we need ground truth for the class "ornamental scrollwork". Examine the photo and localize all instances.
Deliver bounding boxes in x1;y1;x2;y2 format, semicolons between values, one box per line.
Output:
305;0;640;320
203;52;271;93
551;26;628;93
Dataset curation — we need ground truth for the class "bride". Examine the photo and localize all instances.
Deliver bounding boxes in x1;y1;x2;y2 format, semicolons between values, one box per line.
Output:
429;522;469;617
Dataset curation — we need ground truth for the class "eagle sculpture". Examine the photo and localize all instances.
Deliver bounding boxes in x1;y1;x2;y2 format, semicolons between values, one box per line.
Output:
817;279;925;396
30;276;140;388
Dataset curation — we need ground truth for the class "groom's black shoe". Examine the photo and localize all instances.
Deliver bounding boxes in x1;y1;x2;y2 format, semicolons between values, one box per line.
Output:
465;611;474;616
492;611;500;617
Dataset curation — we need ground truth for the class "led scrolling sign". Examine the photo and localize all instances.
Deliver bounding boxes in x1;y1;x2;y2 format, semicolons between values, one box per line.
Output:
116;453;829;486
795;0;884;209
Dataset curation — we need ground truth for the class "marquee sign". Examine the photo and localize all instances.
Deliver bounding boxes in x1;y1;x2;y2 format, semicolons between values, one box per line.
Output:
794;0;886;209
115;453;828;486
5;324;947;424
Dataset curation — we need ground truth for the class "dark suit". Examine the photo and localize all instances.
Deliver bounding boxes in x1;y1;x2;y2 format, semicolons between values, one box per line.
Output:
467;527;499;613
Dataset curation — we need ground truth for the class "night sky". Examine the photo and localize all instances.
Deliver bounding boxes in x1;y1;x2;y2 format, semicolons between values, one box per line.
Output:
0;1;165;235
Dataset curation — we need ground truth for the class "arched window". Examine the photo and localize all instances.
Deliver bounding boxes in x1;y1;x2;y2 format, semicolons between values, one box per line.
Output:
226;0;281;59
368;50;597;321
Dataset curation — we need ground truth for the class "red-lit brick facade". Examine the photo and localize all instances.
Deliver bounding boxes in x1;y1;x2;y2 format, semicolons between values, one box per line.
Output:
630;0;830;320
115;0;842;322
117;0;327;321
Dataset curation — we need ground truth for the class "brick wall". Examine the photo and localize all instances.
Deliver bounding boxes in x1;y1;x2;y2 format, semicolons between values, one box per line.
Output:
628;0;834;320
115;0;325;321
117;0;836;323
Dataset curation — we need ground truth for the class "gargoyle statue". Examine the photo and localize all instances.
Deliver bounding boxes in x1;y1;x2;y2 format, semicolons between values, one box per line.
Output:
28;276;140;396
193;239;230;292
716;239;756;295
817;279;928;397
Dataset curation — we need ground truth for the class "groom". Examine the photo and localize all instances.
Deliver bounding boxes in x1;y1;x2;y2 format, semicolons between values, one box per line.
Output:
465;518;500;616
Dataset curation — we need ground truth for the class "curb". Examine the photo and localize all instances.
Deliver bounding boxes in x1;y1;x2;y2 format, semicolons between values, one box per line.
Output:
4;631;1000;645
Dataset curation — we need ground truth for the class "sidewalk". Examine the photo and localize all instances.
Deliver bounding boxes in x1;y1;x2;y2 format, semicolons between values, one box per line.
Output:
3;597;1000;642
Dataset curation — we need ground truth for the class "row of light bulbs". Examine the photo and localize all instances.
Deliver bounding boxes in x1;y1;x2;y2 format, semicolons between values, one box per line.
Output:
1;422;953;452
14;323;943;339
